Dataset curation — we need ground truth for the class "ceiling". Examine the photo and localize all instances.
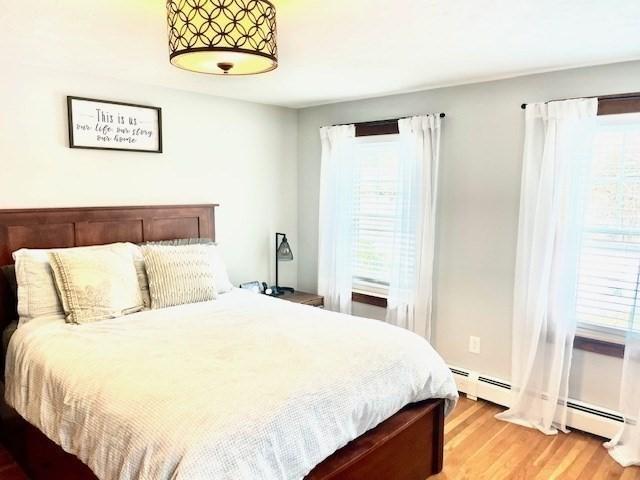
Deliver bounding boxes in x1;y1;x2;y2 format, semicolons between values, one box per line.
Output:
2;0;640;108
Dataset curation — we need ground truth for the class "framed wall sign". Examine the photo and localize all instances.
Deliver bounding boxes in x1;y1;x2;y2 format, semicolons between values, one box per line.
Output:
67;96;163;153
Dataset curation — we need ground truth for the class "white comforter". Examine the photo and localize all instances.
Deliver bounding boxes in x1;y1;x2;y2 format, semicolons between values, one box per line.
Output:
5;289;457;480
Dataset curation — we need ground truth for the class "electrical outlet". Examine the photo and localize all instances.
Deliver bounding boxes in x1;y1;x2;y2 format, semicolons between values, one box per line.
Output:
469;336;481;354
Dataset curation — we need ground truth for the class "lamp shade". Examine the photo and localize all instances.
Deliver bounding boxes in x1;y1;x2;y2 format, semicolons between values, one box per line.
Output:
276;236;293;261
166;0;278;76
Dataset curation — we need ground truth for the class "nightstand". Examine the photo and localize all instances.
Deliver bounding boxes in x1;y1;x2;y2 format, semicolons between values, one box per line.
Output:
278;291;324;307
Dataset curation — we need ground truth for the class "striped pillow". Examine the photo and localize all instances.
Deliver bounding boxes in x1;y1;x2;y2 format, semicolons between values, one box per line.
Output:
142;244;217;309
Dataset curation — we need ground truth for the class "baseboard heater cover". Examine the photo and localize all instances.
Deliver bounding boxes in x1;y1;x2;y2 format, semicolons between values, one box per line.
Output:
449;365;623;438
565;401;623;423
449;367;469;377
477;376;511;390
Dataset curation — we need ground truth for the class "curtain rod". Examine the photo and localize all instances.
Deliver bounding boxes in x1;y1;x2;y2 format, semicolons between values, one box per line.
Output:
332;113;446;128
520;92;640;109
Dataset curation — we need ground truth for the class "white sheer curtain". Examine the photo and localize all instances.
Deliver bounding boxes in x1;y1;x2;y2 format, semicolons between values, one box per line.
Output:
385;115;441;340
606;333;640;465
317;124;356;313
603;115;640;466
496;99;598;434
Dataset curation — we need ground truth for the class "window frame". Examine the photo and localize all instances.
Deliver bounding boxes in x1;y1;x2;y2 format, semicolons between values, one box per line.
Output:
350;122;401;307
574;95;640;357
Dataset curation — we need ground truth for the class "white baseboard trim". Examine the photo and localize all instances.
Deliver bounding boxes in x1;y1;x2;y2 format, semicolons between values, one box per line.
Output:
449;365;623;439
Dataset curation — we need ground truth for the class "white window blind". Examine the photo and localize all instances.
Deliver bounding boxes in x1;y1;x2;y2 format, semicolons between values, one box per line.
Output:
352;135;403;296
577;113;640;334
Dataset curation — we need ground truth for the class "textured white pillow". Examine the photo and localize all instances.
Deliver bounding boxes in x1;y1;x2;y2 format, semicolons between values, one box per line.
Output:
13;243;141;325
142;244;218;309
132;243;232;297
50;244;144;325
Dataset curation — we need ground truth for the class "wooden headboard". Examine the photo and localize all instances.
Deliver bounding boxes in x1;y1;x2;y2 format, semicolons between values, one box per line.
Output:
0;204;218;326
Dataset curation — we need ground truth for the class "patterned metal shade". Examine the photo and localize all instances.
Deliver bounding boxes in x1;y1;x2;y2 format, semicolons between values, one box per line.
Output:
166;0;278;75
276;236;293;261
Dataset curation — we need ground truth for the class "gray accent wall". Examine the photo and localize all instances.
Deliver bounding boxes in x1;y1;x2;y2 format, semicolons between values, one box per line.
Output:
296;60;640;410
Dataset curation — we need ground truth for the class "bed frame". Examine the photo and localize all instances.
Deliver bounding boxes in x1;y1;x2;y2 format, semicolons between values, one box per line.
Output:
0;205;445;480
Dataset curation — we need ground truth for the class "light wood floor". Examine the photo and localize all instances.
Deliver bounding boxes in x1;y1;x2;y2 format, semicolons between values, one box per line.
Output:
433;396;640;480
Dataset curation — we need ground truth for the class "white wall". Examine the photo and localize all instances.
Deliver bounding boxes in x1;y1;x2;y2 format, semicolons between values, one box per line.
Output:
5;57;639;412
297;60;640;410
0;63;298;289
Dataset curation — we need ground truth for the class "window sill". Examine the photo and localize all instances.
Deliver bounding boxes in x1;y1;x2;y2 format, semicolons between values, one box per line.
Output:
352;292;388;308
574;335;625;358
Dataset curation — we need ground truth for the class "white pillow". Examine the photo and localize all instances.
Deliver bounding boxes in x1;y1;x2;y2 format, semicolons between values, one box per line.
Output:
13;249;65;324
209;244;233;293
13;243;141;325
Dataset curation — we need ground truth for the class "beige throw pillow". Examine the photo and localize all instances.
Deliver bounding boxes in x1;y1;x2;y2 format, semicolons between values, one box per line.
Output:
142;244;218;309
50;244;144;324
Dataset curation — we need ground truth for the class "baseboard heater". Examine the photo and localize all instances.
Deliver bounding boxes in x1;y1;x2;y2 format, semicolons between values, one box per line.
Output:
449;365;623;439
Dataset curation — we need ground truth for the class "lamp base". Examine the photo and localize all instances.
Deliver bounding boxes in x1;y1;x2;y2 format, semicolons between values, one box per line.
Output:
269;286;295;296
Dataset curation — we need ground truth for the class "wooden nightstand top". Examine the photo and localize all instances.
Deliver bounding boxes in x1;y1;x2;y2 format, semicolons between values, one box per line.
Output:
278;291;324;307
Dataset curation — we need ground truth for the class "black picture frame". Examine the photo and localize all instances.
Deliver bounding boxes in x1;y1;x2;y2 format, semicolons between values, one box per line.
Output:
67;96;163;153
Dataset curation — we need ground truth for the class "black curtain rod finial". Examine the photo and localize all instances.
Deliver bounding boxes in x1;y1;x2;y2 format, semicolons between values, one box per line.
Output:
439;113;446;118
521;103;527;109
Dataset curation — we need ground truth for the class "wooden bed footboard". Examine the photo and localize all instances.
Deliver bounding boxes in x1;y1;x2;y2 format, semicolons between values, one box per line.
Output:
307;398;445;480
1;399;445;480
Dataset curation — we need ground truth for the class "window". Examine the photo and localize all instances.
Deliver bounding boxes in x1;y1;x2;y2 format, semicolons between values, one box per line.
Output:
576;112;640;338
352;134;403;298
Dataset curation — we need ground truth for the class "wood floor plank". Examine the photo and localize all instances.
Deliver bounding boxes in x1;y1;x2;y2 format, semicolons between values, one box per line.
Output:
433;395;640;480
620;467;640;480
533;433;576;480
486;425;561;479
446;403;500;451
561;435;602;478
443;394;475;422
441;407;509;477
546;436;589;478
444;399;486;433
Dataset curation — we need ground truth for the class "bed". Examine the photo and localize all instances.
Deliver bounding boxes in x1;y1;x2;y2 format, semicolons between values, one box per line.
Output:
0;205;457;480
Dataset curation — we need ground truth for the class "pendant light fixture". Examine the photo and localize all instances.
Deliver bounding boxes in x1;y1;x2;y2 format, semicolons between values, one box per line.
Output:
166;0;278;76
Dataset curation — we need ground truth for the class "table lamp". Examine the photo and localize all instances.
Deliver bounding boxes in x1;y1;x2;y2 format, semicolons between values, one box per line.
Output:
272;232;294;296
